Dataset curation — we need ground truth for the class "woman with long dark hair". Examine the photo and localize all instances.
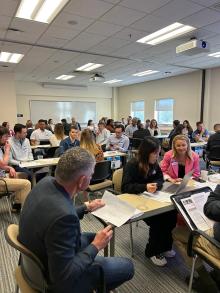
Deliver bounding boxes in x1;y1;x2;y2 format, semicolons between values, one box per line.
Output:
122;136;177;266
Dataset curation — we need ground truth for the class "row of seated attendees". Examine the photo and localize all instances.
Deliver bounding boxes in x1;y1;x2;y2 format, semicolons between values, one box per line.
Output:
1;117;220;291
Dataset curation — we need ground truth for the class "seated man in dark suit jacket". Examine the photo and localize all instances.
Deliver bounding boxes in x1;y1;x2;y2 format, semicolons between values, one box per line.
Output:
19;147;134;293
206;123;220;153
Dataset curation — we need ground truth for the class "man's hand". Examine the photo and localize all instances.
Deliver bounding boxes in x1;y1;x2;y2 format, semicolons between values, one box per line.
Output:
92;225;113;251
4;141;11;153
8;167;16;178
146;183;157;193
167;178;182;184
85;199;105;212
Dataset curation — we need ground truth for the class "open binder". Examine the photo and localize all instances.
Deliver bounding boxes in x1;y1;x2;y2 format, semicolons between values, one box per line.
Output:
171;187;214;232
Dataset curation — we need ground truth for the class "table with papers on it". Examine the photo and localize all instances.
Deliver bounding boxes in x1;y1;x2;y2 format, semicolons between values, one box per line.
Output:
19;158;59;185
31;144;51;149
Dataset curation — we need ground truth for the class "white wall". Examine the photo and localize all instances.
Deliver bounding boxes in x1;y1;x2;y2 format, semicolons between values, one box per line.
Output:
0;72;17;126
16;82;112;124
117;71;202;129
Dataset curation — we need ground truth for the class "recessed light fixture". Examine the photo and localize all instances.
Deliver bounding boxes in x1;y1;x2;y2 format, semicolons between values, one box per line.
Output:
16;0;70;23
132;70;159;77
76;63;104;72
137;22;196;45
56;74;75;80
104;79;122;84
208;52;220;58
0;52;24;63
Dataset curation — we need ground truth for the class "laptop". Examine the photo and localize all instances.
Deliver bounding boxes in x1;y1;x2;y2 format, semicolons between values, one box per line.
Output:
163;170;194;195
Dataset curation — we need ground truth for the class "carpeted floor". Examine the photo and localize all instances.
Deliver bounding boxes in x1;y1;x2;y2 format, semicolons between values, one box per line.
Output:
0;196;192;293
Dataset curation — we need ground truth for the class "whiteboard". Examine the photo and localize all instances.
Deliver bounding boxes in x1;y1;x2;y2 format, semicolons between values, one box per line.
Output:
30;100;96;125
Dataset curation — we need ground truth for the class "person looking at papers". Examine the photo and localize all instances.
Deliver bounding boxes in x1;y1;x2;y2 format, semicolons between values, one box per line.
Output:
121;136;177;266
19;147;134;292
161;135;200;183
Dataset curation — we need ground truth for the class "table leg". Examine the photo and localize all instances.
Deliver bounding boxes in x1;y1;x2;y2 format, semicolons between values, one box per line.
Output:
110;227;115;257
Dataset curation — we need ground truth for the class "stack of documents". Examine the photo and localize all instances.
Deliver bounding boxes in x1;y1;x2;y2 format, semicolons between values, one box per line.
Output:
143;191;172;203
91;191;143;227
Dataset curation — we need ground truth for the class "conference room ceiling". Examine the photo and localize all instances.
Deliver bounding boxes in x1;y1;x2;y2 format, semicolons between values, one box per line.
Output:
1;0;220;87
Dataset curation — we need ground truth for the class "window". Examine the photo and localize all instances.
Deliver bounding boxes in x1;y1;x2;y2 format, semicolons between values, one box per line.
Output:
154;98;174;125
131;100;144;122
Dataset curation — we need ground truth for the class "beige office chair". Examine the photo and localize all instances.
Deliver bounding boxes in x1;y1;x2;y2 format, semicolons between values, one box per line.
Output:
112;168;136;257
187;229;220;293
5;224;48;293
0;178;13;223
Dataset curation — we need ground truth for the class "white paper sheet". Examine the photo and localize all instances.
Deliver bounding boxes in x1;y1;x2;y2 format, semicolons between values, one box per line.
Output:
91;191;143;227
143;191;172;203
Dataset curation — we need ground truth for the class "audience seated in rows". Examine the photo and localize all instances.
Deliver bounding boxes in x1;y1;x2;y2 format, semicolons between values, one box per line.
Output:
59;126;80;155
80;129;104;162
0;126;31;209
192;121;209;142
18;148;134;292
30;119;52;145
106;124;129;152
122;137;177;266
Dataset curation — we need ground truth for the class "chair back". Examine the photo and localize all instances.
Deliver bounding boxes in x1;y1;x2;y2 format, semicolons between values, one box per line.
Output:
207;146;220;161
5;224;48;292
112;168;123;193
129;138;143;149
46;146;59;158
90;160;111;184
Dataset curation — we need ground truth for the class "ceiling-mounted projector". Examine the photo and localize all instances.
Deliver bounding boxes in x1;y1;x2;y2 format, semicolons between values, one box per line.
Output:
176;39;210;55
89;73;105;82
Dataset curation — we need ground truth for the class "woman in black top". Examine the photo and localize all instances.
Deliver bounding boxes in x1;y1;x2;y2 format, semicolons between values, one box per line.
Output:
121;136;177;266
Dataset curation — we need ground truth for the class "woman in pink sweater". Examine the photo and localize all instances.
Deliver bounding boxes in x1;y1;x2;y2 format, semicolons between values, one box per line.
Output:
161;134;200;182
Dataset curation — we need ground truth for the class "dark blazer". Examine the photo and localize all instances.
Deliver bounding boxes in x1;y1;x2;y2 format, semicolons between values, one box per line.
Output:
133;129;151;139
121;158;164;194
206;131;220;152
18;176;98;293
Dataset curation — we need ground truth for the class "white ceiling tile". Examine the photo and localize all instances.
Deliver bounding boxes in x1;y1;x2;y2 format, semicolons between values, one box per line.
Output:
152;0;204;22
101;5;146;26
204;21;220;34
5;30;42;43
90;37;131;54
112;27;148;41
9;18;48;34
37;36;69;48
113;42;147;57
131;14;172;33
52;12;94;31
42;26;80;41
63;32;107;51
64;0;114;18
0;0;18;17
0;15;11;28
120;0;172;13
182;8;220;28
1;42;31;54
189;0;219;7
85;21;123;37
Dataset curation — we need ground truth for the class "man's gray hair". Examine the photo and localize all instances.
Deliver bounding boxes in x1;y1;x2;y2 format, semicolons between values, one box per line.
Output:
55;147;95;182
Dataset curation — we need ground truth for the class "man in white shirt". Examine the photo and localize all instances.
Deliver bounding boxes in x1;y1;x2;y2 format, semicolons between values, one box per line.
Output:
96;121;110;146
9;124;33;180
125;118;138;138
30;119;52;145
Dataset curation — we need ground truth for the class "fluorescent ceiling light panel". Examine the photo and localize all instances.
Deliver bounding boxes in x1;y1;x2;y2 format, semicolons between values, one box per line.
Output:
0;52;24;63
208;52;220;58
137;22;196;45
132;70;159;77
16;0;69;23
76;63;104;71
56;74;75;80
104;79;122;84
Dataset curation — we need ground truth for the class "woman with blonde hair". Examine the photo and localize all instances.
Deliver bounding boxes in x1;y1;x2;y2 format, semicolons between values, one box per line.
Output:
49;123;66;147
161;134;200;183
80;128;104;162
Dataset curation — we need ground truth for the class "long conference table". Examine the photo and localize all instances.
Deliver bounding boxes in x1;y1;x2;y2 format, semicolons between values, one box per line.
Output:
19;151;127;185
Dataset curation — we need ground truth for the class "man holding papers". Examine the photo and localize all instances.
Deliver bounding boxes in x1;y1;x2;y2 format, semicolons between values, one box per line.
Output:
122;137;177;267
19;147;134;293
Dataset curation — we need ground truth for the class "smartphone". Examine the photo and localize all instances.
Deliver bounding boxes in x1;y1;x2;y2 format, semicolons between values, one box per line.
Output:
192;177;206;183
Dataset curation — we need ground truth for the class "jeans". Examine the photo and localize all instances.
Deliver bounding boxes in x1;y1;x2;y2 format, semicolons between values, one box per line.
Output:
80;232;134;291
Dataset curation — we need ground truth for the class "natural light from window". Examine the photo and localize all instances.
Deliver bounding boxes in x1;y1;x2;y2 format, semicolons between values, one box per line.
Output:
131;100;145;122
154;98;174;125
